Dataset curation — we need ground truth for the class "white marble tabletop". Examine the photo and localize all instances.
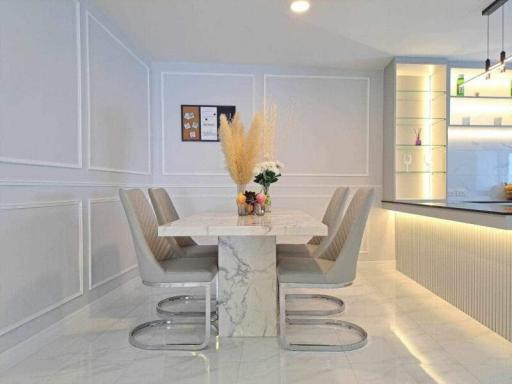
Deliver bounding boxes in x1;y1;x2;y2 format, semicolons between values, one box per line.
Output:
158;209;327;237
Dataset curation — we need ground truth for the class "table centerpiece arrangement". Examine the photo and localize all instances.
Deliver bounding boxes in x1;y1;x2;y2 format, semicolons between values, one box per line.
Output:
219;108;283;216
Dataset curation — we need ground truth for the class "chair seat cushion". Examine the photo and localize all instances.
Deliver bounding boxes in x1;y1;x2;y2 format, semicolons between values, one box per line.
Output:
277;256;333;284
276;244;318;257
159;256;217;283
181;244;218;258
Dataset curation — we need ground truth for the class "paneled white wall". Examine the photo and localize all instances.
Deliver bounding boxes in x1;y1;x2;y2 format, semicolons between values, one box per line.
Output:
0;0;81;168
86;11;151;175
152;62;394;261
88;198;137;290
264;75;369;176
0;201;83;336
0;0;150;355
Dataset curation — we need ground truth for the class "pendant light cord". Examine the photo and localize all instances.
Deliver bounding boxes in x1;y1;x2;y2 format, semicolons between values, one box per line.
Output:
486;15;491;73
487;15;490;59
500;5;506;70
502;6;505;52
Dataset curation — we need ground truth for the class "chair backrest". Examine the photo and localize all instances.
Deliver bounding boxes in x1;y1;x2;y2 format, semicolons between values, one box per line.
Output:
148;188;196;247
119;189;172;282
321;187;374;285
308;186;349;246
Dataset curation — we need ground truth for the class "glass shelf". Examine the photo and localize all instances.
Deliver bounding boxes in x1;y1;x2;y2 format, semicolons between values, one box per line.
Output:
396;90;446;102
396;117;446;121
450;124;512;128
396;171;447;174
451;95;512;100
397;90;446;94
396;120;446;130
396;144;446;149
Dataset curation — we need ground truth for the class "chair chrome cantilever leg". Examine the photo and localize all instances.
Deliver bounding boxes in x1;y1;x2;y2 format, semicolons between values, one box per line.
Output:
130;283;212;351
157;295;218;319
156;275;218;320
285;294;345;316
279;283;367;352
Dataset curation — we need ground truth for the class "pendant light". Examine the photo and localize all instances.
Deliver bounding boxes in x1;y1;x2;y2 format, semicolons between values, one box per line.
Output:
500;6;507;72
486;15;491;79
460;0;511;87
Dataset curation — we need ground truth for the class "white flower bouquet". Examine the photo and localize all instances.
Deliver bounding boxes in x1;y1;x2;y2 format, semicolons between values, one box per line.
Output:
253;160;284;195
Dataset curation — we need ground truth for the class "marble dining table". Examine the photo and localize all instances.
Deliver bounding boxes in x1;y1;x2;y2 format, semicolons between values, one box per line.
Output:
158;210;327;337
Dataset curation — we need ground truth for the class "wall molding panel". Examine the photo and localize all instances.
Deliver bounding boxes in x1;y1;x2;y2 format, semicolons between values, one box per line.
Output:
160;71;256;176
0;0;154;355
85;11;151;175
0;200;84;337
0;0;82;169
0;180;154;188
263;74;370;177
87;197;137;291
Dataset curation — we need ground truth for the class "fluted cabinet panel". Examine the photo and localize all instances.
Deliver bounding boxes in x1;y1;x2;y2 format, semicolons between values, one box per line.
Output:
396;213;512;342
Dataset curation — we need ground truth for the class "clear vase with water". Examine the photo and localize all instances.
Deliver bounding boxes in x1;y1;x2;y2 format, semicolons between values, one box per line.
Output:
263;185;272;213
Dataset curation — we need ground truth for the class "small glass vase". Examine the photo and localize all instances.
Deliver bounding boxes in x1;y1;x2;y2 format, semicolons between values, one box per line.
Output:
246;202;255;215
238;203;248;216
264;195;272;213
255;203;265;216
263;186;272;213
236;184;247;216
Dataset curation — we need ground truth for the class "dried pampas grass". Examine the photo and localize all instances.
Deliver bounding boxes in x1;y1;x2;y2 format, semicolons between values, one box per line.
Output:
263;104;277;160
219;113;263;185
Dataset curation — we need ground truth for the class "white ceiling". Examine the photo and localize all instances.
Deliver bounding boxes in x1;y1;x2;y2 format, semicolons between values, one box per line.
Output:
92;0;512;70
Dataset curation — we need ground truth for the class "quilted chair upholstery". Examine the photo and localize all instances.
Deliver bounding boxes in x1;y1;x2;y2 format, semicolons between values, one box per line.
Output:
148;188;197;247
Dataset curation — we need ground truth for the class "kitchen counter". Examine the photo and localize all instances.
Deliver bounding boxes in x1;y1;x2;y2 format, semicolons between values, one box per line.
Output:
382;199;512;229
385;198;512;342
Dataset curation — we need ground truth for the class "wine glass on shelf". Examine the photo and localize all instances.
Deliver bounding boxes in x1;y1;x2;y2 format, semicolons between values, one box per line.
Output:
402;152;413;172
424;151;433;172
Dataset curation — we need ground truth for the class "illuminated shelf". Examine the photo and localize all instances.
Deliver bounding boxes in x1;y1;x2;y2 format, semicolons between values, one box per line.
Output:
450;124;512;128
396;117;446;120
397;90;446;93
396;145;446;149
396;120;446;130
451;95;512;100
396;171;446;174
397;90;446;101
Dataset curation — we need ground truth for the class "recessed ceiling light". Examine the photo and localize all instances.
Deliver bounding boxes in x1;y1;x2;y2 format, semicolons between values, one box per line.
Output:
290;0;310;14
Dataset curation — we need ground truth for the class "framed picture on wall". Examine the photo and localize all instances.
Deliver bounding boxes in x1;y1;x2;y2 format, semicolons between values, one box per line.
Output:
181;105;236;142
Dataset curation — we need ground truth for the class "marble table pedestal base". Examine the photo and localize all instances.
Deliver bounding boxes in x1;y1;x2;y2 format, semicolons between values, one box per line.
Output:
218;236;277;337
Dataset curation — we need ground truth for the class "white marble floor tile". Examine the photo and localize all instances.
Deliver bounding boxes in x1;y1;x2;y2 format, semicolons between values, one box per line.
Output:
401;362;480;384
350;361;421;383
2;261;512;384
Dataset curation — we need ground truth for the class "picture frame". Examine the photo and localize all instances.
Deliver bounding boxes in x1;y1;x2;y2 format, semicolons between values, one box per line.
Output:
181;105;236;142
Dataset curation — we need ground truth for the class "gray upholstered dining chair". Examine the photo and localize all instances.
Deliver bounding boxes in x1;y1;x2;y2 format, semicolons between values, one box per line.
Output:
277;186;349;256
277;187;350;317
148;187;217;256
148;187;218;317
277;187;374;351
120;189;217;350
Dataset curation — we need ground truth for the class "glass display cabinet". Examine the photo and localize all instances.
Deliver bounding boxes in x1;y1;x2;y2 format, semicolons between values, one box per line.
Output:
384;59;448;200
